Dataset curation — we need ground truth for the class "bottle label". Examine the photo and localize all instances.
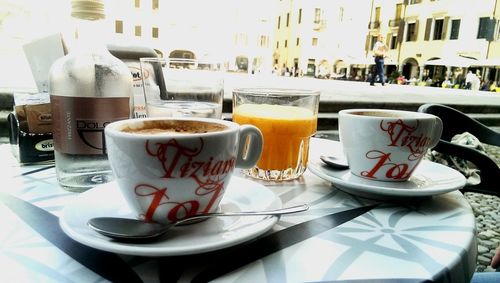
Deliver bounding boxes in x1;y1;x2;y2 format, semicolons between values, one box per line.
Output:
50;95;130;155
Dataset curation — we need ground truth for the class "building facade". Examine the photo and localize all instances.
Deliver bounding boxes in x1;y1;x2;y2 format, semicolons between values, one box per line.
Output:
273;0;371;78
104;0;274;74
78;0;500;83
386;0;499;84
273;0;500;84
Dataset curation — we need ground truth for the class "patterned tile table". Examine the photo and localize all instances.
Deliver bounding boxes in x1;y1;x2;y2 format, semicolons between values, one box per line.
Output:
0;138;477;282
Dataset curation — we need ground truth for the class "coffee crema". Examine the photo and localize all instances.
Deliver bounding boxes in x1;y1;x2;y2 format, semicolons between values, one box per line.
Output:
120;120;228;135
351;111;404;118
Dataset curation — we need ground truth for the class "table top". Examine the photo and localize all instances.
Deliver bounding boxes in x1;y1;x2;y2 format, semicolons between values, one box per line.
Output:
0;138;477;283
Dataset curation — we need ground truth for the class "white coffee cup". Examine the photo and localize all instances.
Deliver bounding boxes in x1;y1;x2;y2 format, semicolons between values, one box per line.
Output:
104;117;263;224
339;109;443;182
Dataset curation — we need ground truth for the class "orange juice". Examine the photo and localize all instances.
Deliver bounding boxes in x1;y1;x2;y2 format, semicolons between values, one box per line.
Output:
233;104;317;171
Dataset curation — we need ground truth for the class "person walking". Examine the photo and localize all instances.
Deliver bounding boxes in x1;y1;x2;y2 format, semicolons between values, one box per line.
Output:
370;34;388;86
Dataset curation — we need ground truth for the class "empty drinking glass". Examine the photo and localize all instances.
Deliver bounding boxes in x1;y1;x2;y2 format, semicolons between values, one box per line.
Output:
139;58;224;119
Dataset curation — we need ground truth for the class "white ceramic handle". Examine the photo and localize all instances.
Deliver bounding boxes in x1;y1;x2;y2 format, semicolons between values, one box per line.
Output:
429;117;444;148
236;125;263;169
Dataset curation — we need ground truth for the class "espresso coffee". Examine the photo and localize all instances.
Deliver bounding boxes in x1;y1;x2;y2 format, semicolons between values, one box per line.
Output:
120;120;228;135
351;111;405;118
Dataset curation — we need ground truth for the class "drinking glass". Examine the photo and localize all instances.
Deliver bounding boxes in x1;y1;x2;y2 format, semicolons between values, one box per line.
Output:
139;58;224;119
232;88;320;181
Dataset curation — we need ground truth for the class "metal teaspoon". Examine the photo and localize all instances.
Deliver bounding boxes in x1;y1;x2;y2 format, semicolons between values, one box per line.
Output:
320;155;349;169
87;204;309;241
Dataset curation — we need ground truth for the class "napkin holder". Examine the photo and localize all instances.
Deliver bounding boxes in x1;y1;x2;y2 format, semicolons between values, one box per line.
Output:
8;93;54;164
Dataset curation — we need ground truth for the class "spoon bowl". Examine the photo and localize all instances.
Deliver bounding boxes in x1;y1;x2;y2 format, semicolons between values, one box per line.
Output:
320;155;349;169
88;204;309;242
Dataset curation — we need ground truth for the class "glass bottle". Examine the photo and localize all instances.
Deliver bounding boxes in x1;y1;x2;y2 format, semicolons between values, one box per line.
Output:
49;0;133;192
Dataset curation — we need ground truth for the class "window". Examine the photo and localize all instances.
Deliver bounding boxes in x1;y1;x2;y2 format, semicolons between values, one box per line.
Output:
298;9;302;24
478;17;489;38
286;13;290;27
395;4;402;20
134;0;140;8
312;37;318;46
152;0;158;10
314;8;321;24
284;40;288;48
152;27;159;38
370;35;377;50
235;33;248;46
433;19;444;40
276;41;279;48
477;17;496;39
115;20;123;34
260;35;268;47
496;23;500;40
277;16;281;29
296;37;300;46
450;19;460;40
406;22;417;41
390;34;397;49
135;25;142;36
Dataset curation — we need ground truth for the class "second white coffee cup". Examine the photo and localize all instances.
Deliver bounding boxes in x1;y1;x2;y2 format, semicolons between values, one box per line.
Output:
105;117;263;224
339;109;443;182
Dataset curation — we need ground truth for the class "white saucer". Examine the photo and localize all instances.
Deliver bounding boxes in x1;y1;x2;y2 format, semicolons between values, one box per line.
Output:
307;139;466;201
59;176;281;256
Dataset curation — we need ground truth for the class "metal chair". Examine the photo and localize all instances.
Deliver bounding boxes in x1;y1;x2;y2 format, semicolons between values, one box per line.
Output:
418;103;500;196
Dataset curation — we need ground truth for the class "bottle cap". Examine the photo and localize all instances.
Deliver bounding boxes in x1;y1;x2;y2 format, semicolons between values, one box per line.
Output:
71;0;105;20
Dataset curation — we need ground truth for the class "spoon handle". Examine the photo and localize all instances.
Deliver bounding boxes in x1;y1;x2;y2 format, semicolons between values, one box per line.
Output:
176;203;309;224
215;203;309;216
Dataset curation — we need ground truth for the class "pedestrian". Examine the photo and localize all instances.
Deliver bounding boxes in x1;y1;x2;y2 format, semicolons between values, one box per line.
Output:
480;80;492;91
370;34;388;86
471;73;481;91
470;246;500;283
490;81;498;92
465;71;475;89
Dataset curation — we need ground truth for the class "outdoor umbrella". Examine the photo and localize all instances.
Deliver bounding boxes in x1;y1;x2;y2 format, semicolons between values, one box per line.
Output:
424;56;478;68
470;58;500;67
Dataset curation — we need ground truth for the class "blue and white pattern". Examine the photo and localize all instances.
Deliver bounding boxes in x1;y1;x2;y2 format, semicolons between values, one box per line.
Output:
0;139;477;283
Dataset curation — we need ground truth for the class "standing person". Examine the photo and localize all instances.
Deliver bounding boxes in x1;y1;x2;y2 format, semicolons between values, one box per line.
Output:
471;73;481;91
465;70;475;89
370;34;388;86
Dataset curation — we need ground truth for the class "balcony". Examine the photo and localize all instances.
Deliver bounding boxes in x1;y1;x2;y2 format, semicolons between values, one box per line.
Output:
388;19;403;28
313;20;327;31
368;21;380;29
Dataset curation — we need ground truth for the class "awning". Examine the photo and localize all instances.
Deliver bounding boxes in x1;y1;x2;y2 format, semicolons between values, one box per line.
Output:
470;58;500;67
423;56;477;68
345;55;398;66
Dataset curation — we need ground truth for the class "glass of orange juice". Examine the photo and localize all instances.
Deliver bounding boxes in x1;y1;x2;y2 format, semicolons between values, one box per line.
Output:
232;88;320;181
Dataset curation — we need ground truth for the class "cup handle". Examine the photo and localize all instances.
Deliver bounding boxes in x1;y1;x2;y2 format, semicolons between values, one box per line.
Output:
429;117;444;148
236;125;263;169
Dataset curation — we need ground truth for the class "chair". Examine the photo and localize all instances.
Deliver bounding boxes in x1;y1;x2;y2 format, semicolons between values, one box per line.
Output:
418;103;500;196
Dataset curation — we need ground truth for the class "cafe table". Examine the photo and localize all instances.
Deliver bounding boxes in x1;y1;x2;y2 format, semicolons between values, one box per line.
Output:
0;138;477;283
